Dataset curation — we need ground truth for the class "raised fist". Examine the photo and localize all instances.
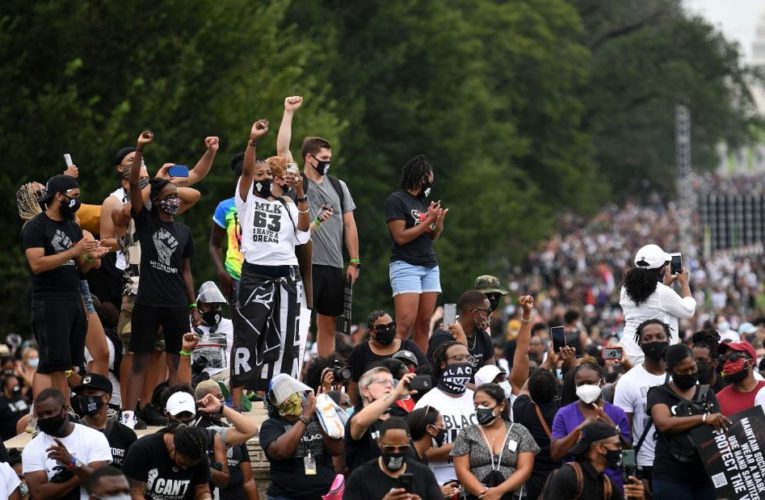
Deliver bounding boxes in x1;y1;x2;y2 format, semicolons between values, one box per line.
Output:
205;136;220;152
137;130;154;147
250;119;269;140
284;96;303;112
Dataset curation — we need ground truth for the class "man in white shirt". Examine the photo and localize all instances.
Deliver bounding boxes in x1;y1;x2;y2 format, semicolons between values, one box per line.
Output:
22;388;112;499
192;281;234;376
614;319;670;484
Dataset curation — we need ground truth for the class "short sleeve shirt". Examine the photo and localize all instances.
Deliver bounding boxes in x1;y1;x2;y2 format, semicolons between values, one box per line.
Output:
304;176;355;269
384;189;437;267
348;340;429;382
212;197;243;280
21;213;83;299
428;330;493;374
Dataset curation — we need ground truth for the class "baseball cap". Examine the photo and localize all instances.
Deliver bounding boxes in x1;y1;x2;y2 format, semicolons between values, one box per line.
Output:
197;281;227;304
719;340;757;361
73;373;113;394
570;422;619;455
474;275;509;295
268;373;313;406
739;322;757;335
166;391;197;416
38;175;79;203
633;244;671;270
392;350;418;367
474;365;502;387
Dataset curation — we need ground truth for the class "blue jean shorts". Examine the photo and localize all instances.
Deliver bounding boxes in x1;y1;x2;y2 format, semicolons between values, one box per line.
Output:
389;260;441;296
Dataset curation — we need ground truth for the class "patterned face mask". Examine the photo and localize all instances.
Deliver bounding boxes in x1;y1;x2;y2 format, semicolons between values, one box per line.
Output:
159;196;181;215
278;392;303;417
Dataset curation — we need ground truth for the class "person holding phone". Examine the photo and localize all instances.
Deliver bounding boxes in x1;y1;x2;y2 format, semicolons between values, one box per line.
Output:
619;244;695;365
385;155;448;354
345;417;443;500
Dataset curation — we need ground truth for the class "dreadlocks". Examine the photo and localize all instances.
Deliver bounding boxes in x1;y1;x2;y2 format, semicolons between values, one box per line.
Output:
691;329;721;359
17;183;43;222
400;155;432;192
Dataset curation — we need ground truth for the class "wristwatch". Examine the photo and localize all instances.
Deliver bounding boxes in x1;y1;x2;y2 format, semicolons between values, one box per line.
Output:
296;196;309;203
298;415;311;426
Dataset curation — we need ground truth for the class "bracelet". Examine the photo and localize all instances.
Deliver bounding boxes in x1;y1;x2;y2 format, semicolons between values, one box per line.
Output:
189;303;197;310
350;258;361;265
521;316;532;323
296;196;308;203
702;413;708;423
179;350;193;357
297;207;310;214
314;219;322;230
248;139;257;147
298;415;310;426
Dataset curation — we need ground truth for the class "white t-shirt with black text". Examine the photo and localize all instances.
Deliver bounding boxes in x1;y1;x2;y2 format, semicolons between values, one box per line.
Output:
613;364;667;467
414;388;477;485
22;423;112;500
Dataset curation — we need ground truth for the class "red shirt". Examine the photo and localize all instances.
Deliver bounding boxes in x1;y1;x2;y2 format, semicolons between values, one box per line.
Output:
716;380;765;417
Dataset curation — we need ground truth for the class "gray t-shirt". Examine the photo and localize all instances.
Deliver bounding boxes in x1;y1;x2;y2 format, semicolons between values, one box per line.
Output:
305;176;356;268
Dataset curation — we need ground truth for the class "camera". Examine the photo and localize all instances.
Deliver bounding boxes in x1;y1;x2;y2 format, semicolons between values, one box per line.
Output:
331;361;352;384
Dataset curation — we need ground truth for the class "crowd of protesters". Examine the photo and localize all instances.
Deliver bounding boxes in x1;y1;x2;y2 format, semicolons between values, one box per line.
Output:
3;94;765;499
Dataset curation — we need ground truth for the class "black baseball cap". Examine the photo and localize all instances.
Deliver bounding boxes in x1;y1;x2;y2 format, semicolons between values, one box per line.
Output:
392;350;419;367
73;373;113;395
569;422;619;455
38;175;79;203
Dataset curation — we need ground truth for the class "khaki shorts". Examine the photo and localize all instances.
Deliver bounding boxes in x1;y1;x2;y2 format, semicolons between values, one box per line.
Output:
118;295;165;354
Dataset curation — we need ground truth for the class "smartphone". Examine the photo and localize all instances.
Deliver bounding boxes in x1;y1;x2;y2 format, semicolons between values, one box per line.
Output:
168;164;189;177
409;375;432;393
397;472;414;492
602;347;623;361
287;163;300;175
620;449;636;481
63;153;73;167
670;253;682;275
551;326;566;353
443;303;457;327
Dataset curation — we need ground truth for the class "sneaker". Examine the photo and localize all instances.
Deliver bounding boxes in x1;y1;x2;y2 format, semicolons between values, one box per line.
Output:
138;403;168;426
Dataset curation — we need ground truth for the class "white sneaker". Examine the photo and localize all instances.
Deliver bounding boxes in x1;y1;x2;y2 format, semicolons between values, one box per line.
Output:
121;410;136;430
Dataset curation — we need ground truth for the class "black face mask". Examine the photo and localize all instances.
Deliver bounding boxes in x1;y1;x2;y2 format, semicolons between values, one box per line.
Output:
381;450;405;471
430;426;446;447
723;367;749;384
312;157;331;176
373;324;396;346
420;177;432;198
38;412;68;437
604;448;621;468
696;360;715;384
672;371;699;390
476;406;498;426
438;363;473;395
72;395;104;417
641;341;669;363
253;179;272;198
487;295;501;312
59;197;81;220
202;309;221;327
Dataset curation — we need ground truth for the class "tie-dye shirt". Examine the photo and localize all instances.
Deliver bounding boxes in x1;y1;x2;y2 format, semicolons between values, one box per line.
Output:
212;197;243;280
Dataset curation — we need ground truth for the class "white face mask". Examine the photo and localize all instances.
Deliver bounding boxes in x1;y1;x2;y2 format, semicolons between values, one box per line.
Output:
575;384;601;404
499;381;512;399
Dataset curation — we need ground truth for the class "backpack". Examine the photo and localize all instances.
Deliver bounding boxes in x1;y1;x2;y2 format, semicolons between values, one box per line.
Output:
654;383;713;463
539;462;612;500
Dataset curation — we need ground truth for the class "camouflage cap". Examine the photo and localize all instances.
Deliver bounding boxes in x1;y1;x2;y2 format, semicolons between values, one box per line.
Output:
474;275;508;295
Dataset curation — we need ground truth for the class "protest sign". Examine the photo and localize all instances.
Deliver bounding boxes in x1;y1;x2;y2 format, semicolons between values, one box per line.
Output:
691;406;765;500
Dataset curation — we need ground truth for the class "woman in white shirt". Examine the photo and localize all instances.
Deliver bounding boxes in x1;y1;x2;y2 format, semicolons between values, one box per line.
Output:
619;244;695;364
231;119;310;391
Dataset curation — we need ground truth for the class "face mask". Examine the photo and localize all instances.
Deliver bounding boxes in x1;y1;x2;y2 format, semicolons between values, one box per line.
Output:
312;157;331;176
281;183;291;195
59;196;81;219
575;384;601;405
641;341;669;363
604;448;621;468
473;313;490;334
72;394;104;417
158;196;181;215
430;426;446;447
373;324;396;345
420;177;432;198
722;359;750;384
499;381;512;399
278;392;303;417
19;482;28;497
12;385;21;396
672;371;698;390
345;406;355;418
254;179;273;198
27;358;39;369
381;450;405;471
476;406;498;426
487;295;501;312
38;412;68;437
202;309;222;327
696;360;715;384
438;363;473;395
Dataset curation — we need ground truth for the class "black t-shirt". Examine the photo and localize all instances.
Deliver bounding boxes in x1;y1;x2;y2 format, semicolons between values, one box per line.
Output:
344;458;442;499
99;420;137;468
122;432;210;500
0;396;28;441
646;384;720;483
384;189;437;266
21;213;83;299
344;413;384;472
512;395;560;473
220;443;250;500
428;329;493;374
259;416;335;500
348;340;429;382
133;209;194;307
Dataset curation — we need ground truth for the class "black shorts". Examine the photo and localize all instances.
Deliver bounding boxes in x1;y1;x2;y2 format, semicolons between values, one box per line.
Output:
312;264;344;316
31;298;87;374
130;303;190;354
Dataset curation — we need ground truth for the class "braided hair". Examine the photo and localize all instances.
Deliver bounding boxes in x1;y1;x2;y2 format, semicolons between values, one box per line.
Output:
691;329;721;359
400;155;432;192
171;424;207;462
431;340;460;386
17;183;43;222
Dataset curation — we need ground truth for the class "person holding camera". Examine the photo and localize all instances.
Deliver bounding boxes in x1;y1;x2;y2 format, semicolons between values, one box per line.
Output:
540;422;645;500
346;367;417;472
647;344;729;500
345;417;443;500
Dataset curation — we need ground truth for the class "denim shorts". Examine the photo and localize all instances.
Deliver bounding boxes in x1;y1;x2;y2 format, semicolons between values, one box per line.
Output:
389;260;441;296
80;280;96;314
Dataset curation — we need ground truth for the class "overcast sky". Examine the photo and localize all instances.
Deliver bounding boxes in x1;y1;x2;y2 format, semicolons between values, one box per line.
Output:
684;0;765;62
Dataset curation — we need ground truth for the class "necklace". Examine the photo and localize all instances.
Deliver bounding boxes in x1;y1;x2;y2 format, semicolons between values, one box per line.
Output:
468;332;477;351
